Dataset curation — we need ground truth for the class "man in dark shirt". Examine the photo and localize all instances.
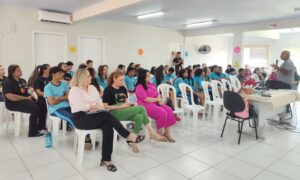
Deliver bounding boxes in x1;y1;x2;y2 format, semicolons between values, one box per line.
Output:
173;52;184;75
3;65;44;137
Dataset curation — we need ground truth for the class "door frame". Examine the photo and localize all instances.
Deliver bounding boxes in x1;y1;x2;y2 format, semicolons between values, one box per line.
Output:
32;31;67;66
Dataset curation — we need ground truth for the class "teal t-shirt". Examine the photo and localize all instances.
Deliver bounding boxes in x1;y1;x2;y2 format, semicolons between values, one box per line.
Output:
96;76;108;89
125;75;137;91
164;74;176;82
184;77;195;90
173;77;184;96
209;72;220;80
44;81;70;114
194;76;203;92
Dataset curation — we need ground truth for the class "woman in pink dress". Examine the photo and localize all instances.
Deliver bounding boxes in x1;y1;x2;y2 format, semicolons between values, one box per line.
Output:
135;69;176;142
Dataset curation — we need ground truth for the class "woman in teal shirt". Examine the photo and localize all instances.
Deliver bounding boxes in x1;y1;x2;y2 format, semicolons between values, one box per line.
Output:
97;65;108;89
194;69;205;106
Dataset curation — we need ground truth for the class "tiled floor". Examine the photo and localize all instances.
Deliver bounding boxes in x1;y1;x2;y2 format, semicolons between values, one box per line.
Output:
1;109;300;180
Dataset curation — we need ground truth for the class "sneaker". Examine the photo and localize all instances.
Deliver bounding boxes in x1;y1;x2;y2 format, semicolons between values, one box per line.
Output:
28;132;45;138
84;142;93;150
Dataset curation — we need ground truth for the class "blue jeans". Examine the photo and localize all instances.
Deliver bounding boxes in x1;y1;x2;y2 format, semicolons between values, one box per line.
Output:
51;107;75;128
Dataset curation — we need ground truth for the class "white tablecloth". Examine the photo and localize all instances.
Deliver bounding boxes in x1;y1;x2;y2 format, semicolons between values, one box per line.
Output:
244;90;300;109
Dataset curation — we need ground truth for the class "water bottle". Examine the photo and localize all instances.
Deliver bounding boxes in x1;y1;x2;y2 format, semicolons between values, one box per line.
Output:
45;132;52;148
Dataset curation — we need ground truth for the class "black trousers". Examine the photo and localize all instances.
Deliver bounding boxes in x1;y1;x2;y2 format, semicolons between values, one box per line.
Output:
6;100;46;136
36;98;47;130
72;111;130;161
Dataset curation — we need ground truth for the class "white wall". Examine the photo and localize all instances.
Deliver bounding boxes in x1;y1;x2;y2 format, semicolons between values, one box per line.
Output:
0;4;183;79
184;34;233;69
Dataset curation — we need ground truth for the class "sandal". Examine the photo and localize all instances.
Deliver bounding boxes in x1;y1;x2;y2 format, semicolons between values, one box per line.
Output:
126;135;145;145
150;133;168;142
100;161;117;172
163;134;176;143
127;142;139;153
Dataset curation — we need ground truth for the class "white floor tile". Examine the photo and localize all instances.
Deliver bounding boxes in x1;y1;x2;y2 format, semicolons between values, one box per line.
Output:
262;137;299;150
0;158;27;179
62;174;86;180
29;161;79;180
292;143;300;154
185;133;221;147
269;160;300;180
143;146;182;163
137;165;187;180
192;168;240;180
85;166;132;180
165;156;210;178
116;153;159;175
281;151;300;166
21;150;63;169
0;143;19;161
164;137;202;154
234;149;277;168
188;148;229;166
247;143;288;159
252;171;290;180
4;171;33;180
216;158;263;180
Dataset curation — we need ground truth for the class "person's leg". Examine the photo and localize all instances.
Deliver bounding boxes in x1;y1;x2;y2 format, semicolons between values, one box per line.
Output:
51;107;75;128
36;99;47;130
100;122;114;162
143;104;167;135
7;101;40;136
160;105;176;142
111;106;145;134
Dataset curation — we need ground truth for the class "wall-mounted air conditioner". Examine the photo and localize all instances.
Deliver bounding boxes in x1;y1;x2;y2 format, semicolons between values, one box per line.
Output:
37;10;72;24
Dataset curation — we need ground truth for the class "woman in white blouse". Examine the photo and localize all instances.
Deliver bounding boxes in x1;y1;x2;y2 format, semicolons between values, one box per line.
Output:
68;69;145;172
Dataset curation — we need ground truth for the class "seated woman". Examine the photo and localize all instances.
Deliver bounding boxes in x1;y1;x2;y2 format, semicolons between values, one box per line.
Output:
103;70;166;152
97;65;108;89
2;65;44;137
251;67;265;84
194;69;205;106
184;68;199;105
173;69;196;105
135;69;176;142
33;64;51;132
124;67;137;93
0;65;7;101
87;68;101;95
68;68;144;172
44;66;74;130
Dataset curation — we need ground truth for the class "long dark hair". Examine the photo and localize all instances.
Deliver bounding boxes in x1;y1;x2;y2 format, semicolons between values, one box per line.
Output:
28;65;41;86
38;64;50;77
154;66;164;86
87;67;100;92
98;65;108;82
136;68;149;90
150;66;156;75
177;69;187;79
194;68;203;77
8;64;20;79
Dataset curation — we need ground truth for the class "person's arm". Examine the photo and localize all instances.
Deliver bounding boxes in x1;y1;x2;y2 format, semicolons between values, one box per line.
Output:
5;93;32;102
135;84;161;103
103;102;130;110
272;64;293;75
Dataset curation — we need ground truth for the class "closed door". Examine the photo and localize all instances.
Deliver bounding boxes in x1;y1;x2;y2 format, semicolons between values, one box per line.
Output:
34;32;67;66
78;36;105;70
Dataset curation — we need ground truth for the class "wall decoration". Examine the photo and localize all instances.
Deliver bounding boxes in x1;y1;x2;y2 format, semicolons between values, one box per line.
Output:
199;45;211;55
234;46;241;54
138;48;144;55
234;62;240;68
68;46;77;53
184;51;189;57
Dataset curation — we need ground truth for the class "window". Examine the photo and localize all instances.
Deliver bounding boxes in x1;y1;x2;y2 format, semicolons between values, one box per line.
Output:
243;46;269;69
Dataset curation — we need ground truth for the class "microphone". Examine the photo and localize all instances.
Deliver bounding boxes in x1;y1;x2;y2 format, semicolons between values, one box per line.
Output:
275;59;278;66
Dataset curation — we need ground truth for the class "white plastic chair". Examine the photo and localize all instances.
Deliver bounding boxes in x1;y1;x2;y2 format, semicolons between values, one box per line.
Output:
202;81;223;120
179;83;205;121
221;79;233;91
73;128;100;165
2;95;26;137
45;99;67;147
229;76;242;92
157;84;185;129
211;80;224;100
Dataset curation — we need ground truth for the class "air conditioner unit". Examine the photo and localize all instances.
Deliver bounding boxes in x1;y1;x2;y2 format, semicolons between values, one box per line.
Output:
37;10;72;24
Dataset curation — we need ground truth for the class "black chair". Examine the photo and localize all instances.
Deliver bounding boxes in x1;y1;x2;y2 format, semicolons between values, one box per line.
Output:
221;91;258;144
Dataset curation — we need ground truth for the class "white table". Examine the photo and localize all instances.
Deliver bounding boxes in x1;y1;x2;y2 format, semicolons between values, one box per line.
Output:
242;90;300;138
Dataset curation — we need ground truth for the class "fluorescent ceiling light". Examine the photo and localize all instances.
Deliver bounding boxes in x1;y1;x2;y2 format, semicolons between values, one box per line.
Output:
186;21;214;28
137;11;164;19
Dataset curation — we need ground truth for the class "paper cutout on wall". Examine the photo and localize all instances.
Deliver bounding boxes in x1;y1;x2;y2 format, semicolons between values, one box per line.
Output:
69;46;77;53
234;62;240;68
234;46;241;54
184;51;189;57
138;48;144;55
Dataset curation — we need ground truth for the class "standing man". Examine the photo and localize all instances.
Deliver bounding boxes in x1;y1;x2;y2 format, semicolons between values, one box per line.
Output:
173;52;184;75
271;50;295;89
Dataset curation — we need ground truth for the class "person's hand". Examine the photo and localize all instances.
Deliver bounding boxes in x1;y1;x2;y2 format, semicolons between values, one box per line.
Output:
271;64;279;70
26;96;34;102
121;103;131;108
